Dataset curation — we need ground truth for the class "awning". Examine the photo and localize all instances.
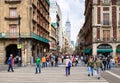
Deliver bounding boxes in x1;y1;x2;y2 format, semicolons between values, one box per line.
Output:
83;48;92;54
97;49;113;53
116;48;120;53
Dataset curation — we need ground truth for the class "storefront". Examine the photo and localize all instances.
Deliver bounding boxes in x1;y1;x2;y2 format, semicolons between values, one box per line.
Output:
83;48;92;55
116;45;120;56
97;44;113;57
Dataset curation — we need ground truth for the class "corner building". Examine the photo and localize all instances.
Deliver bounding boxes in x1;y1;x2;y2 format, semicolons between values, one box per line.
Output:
0;0;50;64
92;0;120;57
80;0;120;58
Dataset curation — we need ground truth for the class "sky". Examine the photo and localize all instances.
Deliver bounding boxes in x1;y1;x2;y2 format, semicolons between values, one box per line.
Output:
54;0;85;44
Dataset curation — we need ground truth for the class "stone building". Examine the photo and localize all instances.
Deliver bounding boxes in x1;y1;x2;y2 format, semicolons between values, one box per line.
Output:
0;0;50;65
49;23;57;53
78;0;120;58
50;0;62;53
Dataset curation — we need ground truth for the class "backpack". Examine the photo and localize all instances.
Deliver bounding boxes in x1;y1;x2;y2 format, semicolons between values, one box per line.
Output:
68;61;71;67
7;58;12;65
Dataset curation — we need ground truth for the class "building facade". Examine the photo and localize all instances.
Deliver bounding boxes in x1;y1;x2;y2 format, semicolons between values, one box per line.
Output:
50;0;62;53
78;0;120;58
92;0;120;57
62;27;70;54
0;0;50;64
49;22;57;53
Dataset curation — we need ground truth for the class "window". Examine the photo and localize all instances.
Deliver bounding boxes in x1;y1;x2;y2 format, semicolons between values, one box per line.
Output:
9;8;17;17
104;0;109;4
103;13;109;25
103;30;110;41
117;0;120;5
118;13;120;25
103;0;111;5
9;25;17;37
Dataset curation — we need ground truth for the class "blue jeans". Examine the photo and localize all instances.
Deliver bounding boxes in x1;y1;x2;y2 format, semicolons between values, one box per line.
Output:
66;67;70;76
36;64;41;74
96;67;101;78
88;66;93;76
42;62;46;68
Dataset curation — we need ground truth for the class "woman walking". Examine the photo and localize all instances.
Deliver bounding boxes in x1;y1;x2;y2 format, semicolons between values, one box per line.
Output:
87;57;94;76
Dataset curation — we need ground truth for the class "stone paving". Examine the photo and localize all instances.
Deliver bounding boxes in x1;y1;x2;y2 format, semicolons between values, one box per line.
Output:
0;65;109;83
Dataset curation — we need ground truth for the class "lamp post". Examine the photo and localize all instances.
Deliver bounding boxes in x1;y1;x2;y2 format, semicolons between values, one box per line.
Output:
18;15;21;66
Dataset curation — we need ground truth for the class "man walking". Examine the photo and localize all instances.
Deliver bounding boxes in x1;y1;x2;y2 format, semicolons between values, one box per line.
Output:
7;54;14;72
64;56;72;76
94;57;104;79
35;56;41;74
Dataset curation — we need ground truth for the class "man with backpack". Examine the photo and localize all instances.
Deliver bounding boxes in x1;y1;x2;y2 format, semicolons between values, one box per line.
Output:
64;56;72;76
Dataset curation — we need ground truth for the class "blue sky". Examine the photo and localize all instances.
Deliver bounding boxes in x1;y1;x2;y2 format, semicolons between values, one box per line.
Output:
54;0;85;43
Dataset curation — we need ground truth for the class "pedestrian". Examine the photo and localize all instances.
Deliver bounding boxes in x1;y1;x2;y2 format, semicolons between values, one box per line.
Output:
55;56;58;67
64;56;72;76
41;56;46;68
87;57;94;76
94;57;104;79
35;56;41;74
7;54;14;72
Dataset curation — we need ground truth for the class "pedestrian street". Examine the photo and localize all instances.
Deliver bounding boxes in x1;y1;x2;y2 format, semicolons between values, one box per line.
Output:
0;65;109;83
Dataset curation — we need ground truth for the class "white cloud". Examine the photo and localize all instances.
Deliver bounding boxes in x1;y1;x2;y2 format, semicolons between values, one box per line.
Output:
53;0;85;42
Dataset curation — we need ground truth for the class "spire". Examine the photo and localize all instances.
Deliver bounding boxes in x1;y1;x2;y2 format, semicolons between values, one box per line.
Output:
67;12;70;22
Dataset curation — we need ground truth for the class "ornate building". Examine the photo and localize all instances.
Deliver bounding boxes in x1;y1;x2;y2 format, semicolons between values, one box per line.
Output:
0;0;50;65
78;0;120;57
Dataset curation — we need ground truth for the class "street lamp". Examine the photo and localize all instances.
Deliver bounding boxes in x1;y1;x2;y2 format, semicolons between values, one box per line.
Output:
17;15;21;66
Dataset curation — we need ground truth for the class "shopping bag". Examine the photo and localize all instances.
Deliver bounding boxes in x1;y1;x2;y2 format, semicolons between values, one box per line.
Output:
93;69;97;76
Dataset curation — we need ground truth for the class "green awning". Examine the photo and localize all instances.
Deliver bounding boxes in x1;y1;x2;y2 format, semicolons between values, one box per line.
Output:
83;48;92;54
116;48;120;53
97;49;113;53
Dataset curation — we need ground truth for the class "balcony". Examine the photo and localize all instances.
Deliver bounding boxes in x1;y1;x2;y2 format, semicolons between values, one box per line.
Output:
5;0;21;4
0;32;30;38
5;16;18;20
93;37;118;43
50;34;57;41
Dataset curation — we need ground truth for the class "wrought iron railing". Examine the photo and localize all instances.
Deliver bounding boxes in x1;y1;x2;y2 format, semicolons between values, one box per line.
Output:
0;32;30;38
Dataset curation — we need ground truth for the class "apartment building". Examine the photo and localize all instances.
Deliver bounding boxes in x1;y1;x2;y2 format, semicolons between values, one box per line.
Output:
0;0;50;64
50;0;62;53
49;23;57;53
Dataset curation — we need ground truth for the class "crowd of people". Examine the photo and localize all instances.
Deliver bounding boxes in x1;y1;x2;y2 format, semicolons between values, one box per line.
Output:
6;53;120;79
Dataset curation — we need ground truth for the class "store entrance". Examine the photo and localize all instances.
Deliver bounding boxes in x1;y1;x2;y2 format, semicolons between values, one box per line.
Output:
97;44;113;58
5;44;18;64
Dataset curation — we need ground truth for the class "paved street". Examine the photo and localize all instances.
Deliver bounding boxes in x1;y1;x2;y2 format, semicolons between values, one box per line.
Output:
101;68;120;83
0;65;108;83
